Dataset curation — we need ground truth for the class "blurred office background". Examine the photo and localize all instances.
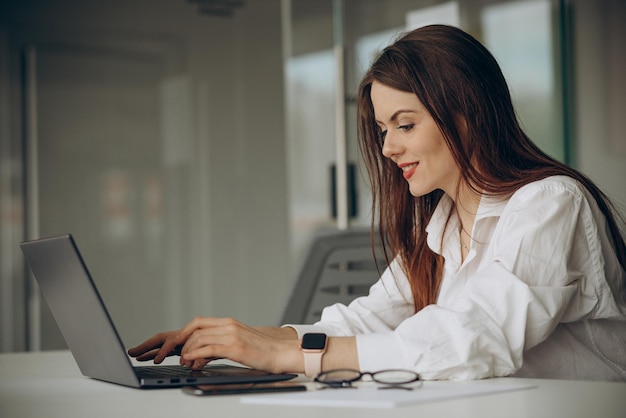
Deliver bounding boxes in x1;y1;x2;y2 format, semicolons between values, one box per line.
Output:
0;0;624;352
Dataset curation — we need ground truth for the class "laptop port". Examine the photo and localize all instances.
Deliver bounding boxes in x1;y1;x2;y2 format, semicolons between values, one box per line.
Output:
170;378;180;384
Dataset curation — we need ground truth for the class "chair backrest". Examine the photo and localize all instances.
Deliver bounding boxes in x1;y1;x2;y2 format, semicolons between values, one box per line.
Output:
281;228;387;324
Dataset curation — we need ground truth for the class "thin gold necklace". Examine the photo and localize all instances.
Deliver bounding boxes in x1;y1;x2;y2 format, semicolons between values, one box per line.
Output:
459;225;471;251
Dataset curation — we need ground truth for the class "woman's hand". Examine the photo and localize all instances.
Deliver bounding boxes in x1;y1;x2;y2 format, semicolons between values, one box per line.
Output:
128;318;301;372
127;330;193;366
177;317;301;373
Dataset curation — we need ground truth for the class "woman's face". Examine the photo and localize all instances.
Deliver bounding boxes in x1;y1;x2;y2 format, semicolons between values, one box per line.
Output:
371;81;460;198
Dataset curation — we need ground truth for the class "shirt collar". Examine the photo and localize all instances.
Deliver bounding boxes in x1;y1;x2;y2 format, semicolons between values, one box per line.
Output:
425;194;456;255
425;193;508;255
475;193;508;221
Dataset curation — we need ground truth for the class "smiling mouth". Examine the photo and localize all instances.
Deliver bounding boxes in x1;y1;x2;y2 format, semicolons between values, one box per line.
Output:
400;162;418;179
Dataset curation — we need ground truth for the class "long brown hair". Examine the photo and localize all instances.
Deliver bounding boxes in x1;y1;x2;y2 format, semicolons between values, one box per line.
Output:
357;25;626;312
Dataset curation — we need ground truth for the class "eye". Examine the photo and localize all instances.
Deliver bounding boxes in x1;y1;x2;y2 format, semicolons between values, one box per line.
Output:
397;124;414;132
378;130;387;142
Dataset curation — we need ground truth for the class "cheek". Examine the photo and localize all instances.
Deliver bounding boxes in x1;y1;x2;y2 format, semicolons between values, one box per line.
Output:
427;139;459;179
438;147;458;172
422;136;452;164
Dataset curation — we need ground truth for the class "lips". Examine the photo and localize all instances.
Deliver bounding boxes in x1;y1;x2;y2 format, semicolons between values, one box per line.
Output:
399;162;418;180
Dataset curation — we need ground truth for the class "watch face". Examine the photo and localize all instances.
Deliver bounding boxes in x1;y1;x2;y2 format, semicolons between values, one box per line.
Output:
302;333;327;350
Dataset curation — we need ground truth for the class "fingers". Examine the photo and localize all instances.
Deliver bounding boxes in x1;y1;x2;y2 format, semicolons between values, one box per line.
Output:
127;317;259;370
190;358;212;370
127;318;226;363
180;319;267;368
176;317;237;355
127;331;185;364
127;334;165;357
131;348;160;362
177;316;226;339
181;332;223;361
178;319;231;361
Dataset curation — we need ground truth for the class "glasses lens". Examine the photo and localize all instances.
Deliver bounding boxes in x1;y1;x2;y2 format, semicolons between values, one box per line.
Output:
316;369;362;384
372;370;420;384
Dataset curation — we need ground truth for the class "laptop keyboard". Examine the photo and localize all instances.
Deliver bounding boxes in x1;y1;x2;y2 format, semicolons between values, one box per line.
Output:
134;365;228;378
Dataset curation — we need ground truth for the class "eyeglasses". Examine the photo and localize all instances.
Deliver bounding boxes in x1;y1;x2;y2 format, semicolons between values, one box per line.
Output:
314;369;421;390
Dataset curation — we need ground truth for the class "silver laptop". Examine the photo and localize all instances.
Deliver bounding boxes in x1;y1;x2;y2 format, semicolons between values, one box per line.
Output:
20;234;297;388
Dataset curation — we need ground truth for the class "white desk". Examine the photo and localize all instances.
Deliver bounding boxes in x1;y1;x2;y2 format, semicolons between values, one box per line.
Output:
1;350;624;418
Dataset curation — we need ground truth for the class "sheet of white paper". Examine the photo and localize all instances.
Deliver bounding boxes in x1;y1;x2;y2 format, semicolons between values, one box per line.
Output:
240;381;536;409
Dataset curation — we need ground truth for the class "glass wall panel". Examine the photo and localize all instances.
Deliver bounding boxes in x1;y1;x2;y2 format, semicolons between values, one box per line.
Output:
285;50;337;263
482;0;563;161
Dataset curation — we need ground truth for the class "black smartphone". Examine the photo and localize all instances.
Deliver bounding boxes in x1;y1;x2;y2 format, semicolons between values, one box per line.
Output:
182;381;307;396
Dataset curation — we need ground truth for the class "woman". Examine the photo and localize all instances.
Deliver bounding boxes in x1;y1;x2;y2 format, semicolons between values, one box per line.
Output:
129;25;626;380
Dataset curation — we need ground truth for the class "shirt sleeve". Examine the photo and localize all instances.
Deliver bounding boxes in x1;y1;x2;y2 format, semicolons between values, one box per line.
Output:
293;178;619;380
285;258;415;338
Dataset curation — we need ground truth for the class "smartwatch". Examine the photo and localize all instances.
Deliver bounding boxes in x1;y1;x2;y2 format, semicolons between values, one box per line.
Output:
300;333;328;378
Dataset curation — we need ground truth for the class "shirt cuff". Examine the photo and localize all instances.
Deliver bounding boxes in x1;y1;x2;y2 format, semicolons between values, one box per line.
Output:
356;332;407;371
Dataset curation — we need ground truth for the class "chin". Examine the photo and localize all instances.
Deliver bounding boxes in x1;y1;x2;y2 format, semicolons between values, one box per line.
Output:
408;183;436;198
408;187;427;198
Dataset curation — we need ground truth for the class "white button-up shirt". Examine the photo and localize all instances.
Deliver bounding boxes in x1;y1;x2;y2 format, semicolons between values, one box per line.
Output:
289;176;626;380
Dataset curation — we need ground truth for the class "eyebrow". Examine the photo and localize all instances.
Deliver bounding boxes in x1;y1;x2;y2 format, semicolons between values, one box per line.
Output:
375;109;418;124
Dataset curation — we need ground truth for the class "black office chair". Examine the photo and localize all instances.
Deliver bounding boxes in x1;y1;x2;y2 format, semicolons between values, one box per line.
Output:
281;228;387;324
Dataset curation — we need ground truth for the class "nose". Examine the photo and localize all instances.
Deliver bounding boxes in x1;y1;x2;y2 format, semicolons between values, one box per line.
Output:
381;130;402;160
